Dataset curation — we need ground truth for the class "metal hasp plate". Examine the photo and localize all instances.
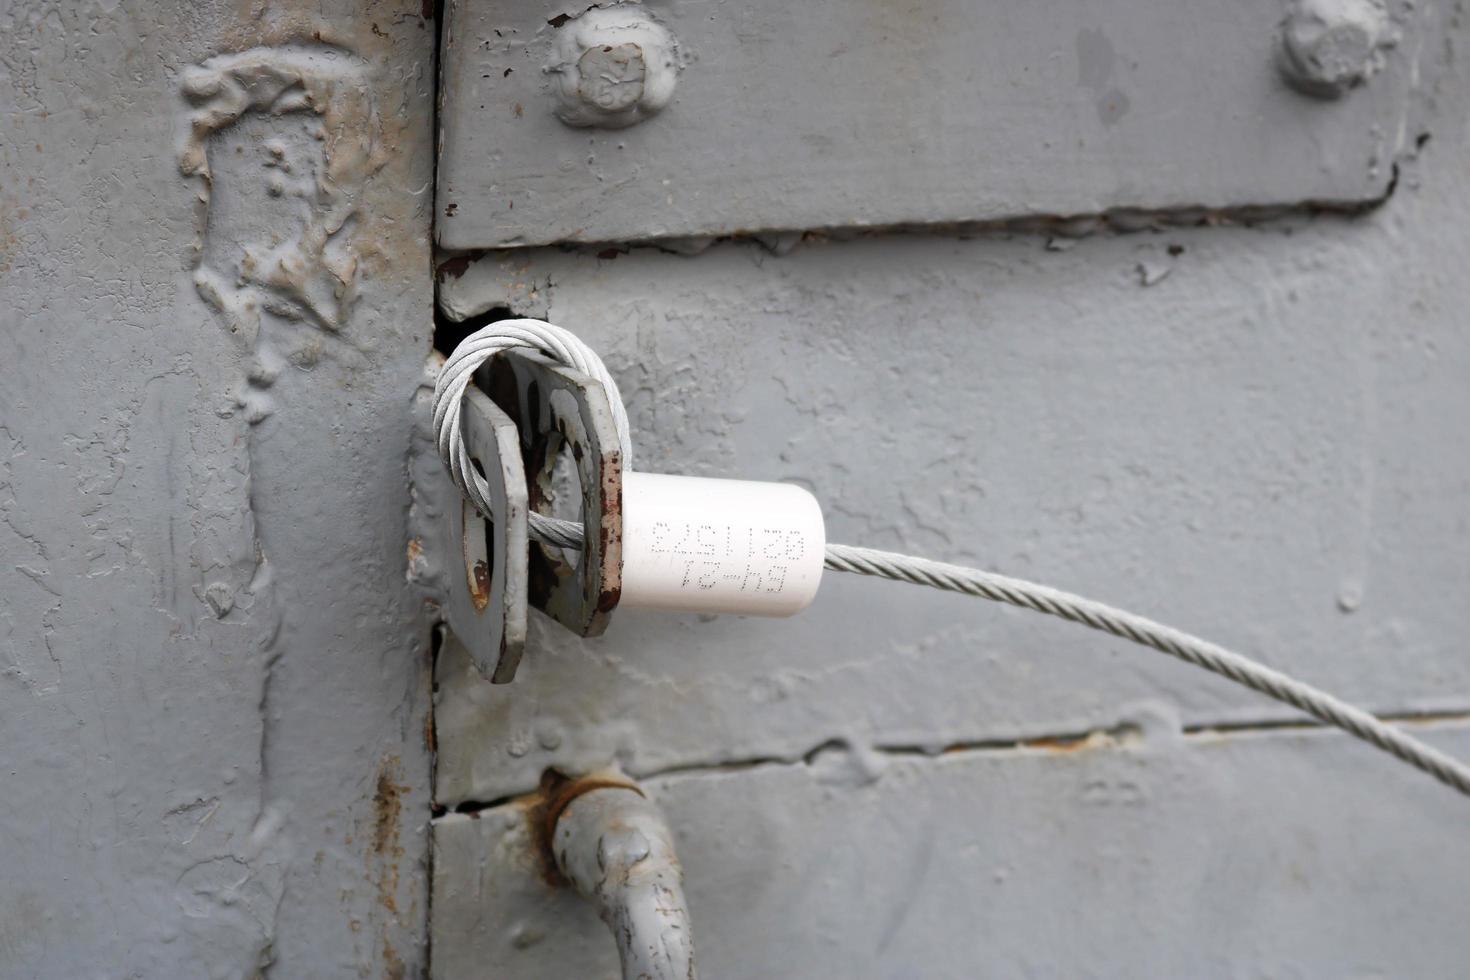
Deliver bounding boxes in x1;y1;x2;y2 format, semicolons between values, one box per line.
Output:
437;0;1416;249
443;384;530;683
484;351;624;639
443;351;622;682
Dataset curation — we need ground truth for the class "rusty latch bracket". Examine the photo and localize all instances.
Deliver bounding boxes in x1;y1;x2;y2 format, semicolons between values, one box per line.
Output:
443;350;624;683
484;351;624;638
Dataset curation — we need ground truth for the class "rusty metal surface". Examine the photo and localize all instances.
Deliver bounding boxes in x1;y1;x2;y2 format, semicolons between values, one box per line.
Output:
443;383;529;684
486;352;624;638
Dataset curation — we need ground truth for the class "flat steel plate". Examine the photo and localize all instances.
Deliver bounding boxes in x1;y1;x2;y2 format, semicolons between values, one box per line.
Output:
438;0;1417;249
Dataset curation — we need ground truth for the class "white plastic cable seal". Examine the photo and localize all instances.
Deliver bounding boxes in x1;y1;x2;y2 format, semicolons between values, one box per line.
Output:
620;472;825;615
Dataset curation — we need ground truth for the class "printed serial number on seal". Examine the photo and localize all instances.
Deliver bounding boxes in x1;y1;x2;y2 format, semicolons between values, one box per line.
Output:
648;521;808;593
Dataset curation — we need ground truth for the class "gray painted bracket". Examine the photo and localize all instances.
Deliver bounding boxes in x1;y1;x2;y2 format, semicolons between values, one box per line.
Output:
438;0;1418;249
484;352;624;639
443;383;530;684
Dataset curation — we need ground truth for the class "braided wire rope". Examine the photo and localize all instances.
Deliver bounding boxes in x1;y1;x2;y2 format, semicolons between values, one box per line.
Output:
823;544;1470;798
434;319;1470;799
432;318;632;544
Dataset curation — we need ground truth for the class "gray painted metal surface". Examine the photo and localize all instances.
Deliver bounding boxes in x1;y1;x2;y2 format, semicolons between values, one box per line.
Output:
443;379;531;682
435;719;1470;979
5;0;1470;976
435;140;1470;806
550;773;697;980
437;0;1420;249
431;8;1470;967
0;2;436;976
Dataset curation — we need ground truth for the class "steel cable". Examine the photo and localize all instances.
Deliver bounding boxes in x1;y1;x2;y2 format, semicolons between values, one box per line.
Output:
432;318;633;528
822;543;1470;798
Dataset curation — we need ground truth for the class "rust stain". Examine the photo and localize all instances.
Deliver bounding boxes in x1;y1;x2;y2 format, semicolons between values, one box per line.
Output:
383;942;405;980
470;559;491;611
435;253;474;281
372;761;407;866
597;461;623;612
405;537;422;564
1023;734;1092;753
1020;730;1115;754
366;754;410;979
523;768;644;888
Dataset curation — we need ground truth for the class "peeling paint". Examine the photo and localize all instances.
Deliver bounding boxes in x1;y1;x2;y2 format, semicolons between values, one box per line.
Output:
180;43;385;341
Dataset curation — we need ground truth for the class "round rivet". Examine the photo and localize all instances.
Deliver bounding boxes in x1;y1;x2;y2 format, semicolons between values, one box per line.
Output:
1278;0;1397;98
549;4;678;129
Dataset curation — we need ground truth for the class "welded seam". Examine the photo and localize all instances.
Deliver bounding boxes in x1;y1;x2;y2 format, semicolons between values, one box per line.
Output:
432;708;1470;819
639;708;1470;782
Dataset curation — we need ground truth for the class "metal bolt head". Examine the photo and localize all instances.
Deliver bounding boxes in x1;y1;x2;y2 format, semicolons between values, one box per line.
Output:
577;43;646;113
549;4;678;129
1278;0;1397;98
